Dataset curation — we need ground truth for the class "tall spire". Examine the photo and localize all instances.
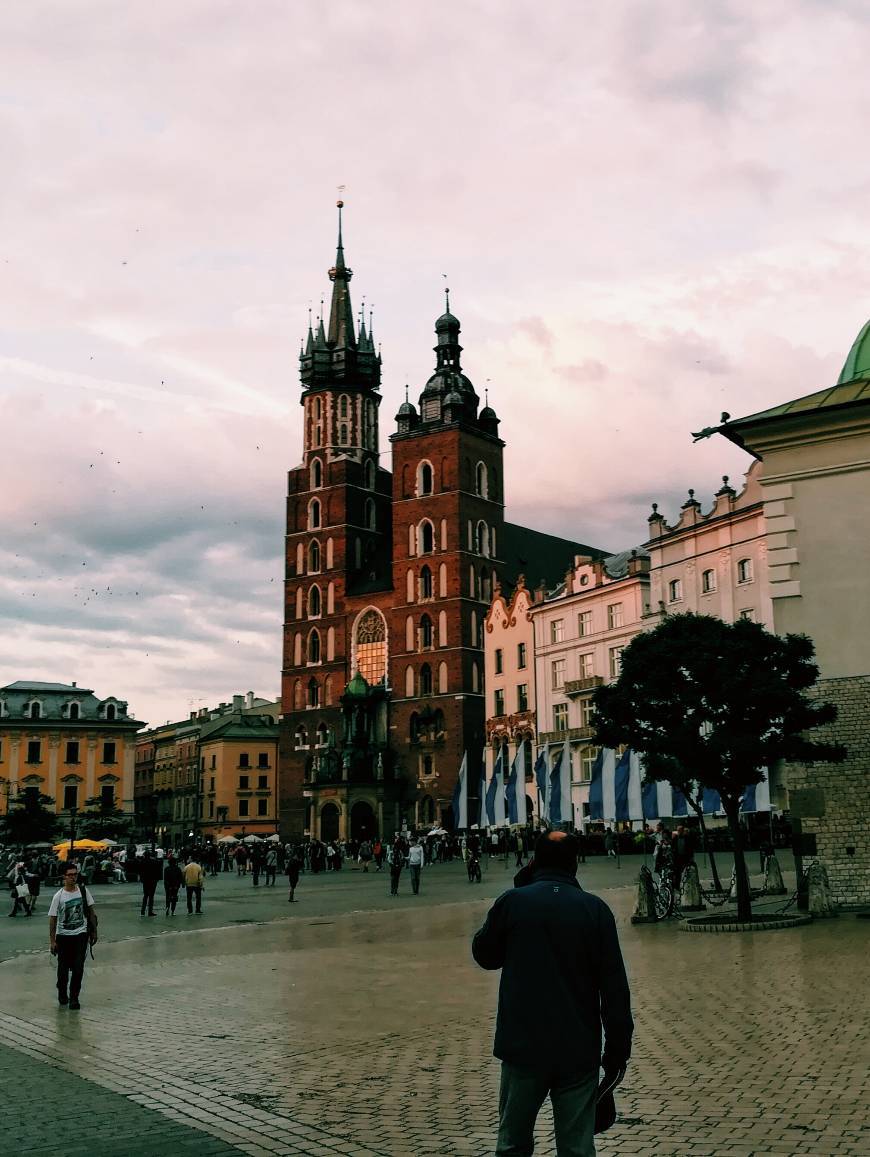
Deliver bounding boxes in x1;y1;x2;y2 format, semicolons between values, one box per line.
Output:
327;200;356;349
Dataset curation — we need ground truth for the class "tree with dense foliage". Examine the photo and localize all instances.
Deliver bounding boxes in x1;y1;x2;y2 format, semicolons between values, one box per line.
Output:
80;795;133;841
1;792;59;845
593;614;846;920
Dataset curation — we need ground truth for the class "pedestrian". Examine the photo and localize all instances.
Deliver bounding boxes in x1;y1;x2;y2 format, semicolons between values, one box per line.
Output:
672;823;694;888
183;856;204;914
373;839;384;871
408;837;424;895
265;845;278;886
138;850;161;916
472;831;633;1157
24;859;42;912
48;863;97;1010
389;838;404;896
7;862;32;917
359;839;372;872
163;855;183;915
287;849;301;902
604;827;617;858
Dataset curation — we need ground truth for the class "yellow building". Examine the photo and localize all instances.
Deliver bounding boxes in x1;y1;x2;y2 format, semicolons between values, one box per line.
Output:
198;713;279;838
0;680;143;827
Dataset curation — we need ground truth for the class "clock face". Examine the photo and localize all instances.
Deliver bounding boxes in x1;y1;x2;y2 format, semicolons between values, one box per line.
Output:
422;398;441;422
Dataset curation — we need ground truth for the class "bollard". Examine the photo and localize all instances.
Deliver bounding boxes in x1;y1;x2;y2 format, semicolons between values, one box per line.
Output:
762;854;787;896
631;865;658;923
679;862;705;911
807;860;838;918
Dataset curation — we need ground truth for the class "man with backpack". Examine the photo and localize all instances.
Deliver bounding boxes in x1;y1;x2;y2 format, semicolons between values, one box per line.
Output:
48;863;97;1010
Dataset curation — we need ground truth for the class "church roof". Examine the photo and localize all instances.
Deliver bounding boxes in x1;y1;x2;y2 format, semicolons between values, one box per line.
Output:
838;319;870;384
2;680;87;693
500;522;610;592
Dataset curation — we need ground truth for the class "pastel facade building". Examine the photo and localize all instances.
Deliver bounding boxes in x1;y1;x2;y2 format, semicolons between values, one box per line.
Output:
529;553;650;826
0;680;142;824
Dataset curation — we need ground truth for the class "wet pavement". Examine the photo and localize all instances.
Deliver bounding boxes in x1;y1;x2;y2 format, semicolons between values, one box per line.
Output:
1;856;868;1156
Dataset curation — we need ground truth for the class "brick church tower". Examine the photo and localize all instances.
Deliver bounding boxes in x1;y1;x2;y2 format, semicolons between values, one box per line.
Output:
278;208;506;842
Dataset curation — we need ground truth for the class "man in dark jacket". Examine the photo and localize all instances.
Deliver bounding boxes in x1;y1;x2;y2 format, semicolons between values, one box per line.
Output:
472;831;633;1157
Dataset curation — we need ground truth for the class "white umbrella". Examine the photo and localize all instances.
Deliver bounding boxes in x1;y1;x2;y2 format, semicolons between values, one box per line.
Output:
242;834;263;843
265;833;281;842
217;835;239;845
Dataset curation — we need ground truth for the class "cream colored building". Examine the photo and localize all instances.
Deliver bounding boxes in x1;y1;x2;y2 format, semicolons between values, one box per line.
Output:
530;552;650;826
709;323;870;906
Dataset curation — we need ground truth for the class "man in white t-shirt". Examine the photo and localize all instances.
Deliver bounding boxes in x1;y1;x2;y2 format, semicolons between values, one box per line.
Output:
48;863;96;1009
408;837;425;895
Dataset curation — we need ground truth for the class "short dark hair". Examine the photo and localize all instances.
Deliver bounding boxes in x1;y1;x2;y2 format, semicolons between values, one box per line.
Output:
533;831;579;874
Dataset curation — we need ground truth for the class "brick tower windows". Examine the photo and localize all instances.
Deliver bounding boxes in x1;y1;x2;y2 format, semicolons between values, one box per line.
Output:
308;540;321;572
419;520;434;553
439;563;447;597
475;461;488;498
353;608;388;684
438;661;448;693
406;569;414;603
365;459;376;489
311;458;323;489
438;610;447;646
420;663;433;695
308;585;321;618
420;614;433;649
419;565;433;600
417;460;434;496
308;498;321;529
307;629;321;664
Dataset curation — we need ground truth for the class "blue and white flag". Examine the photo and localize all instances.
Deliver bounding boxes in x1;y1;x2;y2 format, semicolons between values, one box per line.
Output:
485;750;503;828
614;748;631;823
478;767;488;828
534;748;548;822
548;746;565;824
506;743;528;826
701;786;722;815
588;749;605;821
451;752;468;830
740;767;770;813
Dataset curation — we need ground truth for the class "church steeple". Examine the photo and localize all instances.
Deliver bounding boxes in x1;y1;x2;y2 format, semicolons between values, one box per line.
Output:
327;201;356;350
299;202;380;391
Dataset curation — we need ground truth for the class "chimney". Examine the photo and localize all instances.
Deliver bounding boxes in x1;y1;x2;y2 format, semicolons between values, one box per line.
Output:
233;694;244;711
246;691;254;708
72;681;77;688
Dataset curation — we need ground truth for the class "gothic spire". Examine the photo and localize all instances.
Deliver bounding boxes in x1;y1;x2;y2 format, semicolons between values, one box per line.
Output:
327;200;356;349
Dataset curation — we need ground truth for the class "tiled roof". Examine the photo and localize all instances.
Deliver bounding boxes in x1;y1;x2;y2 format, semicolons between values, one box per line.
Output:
2;680;91;693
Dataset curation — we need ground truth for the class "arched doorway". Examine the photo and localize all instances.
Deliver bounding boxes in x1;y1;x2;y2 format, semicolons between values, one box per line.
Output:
320;802;340;843
350;800;377;841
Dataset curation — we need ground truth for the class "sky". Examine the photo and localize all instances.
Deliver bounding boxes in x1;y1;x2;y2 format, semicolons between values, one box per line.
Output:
3;0;870;728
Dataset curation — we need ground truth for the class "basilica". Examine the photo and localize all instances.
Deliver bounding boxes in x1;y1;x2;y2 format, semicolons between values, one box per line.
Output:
277;206;602;842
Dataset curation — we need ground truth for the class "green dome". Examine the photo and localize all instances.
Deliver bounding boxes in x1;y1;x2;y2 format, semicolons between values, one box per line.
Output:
345;670;370;699
838;319;870;384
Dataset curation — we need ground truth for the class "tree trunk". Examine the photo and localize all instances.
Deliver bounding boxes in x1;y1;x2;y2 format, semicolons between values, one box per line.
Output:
697;811;722;892
724;798;752;921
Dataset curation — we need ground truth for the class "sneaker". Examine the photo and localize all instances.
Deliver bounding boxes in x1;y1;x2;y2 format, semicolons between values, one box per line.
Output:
69;999;81;1010
58;993;68;1006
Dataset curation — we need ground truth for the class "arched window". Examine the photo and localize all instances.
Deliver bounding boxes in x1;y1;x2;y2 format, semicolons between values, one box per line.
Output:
339;394;349;418
308;629;321;664
491;468;499;501
68;702;80;721
405;666;415;697
311;458;323;489
471;609;479;647
408;523;416;557
354;537;362;568
295;588;303;618
308;498;321;529
293;680;303;711
326;538;334;569
480;567;491;601
29;701;41;719
315;396;322;420
354;608;388;684
294;724;309;749
438;661;448;693
308;540;321;573
476;521;488;556
420;614;433;650
438;610;447;647
467;520;474;550
296;542;304;574
423;757;433;779
417;460;433;496
327;582;335;613
440;519;447;550
307;678;320;707
406;615;414;651
420;565;433;599
365;459;376;489
366;401;376;448
308;585;321;617
471;661;481;693
294;633;302;666
316;722;329;747
327;627;335;661
340;424;348;446
490;526;497;558
434;709;445;735
365;498;376;530
402;463;411;498
469;564;476;598
314;425;322;447
420;663;433;695
409;712;419;740
406;568;415;603
475;461;488;498
105;703;116;721
324;675;334;706
419;520;434;553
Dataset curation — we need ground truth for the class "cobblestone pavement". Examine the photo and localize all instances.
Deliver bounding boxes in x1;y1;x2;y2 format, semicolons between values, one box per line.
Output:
1;857;868;1156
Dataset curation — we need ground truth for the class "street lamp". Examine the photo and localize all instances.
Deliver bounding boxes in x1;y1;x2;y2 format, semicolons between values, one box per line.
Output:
68;805;79;860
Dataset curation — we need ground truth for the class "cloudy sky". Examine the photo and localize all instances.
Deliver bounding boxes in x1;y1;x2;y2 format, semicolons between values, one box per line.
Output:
3;1;870;727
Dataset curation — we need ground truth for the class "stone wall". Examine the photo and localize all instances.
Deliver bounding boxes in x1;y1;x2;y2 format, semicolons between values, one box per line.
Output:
785;675;870;907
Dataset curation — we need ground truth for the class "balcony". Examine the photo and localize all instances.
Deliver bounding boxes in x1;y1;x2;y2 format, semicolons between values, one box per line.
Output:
564;676;604;697
538;725;597;744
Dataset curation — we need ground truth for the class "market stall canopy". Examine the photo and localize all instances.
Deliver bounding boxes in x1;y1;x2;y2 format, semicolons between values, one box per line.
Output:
216;835;239;844
242;834;263;843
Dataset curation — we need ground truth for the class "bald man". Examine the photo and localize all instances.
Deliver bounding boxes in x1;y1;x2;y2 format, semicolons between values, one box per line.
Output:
472;831;633;1157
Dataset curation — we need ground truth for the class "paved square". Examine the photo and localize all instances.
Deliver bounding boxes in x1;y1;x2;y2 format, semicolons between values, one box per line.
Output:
1;856;868;1156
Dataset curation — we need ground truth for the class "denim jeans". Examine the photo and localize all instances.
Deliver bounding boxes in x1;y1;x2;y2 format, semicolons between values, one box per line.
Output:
496;1062;597;1157
56;933;88;1000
